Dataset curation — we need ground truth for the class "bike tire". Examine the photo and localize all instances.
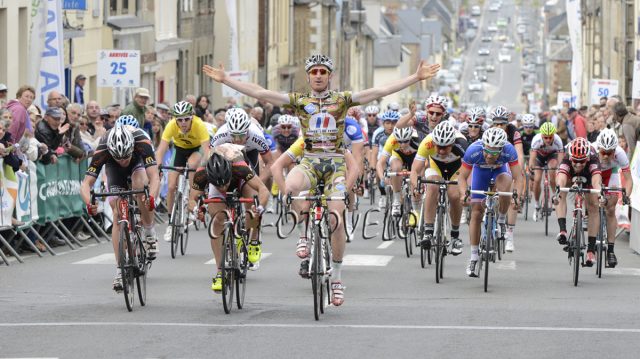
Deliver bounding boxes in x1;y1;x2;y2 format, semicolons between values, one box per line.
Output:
119;225;135;312
221;225;235;314
434;208;443;283
573;214;582;287
236;235;248;309
596;208;606;278
524;173;529;221
544;186;549;236
484;235;490;293
311;225;322;321
135;228;147;307
170;193;182;259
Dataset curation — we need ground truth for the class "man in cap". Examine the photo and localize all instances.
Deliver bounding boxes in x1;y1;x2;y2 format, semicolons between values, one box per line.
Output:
35;107;70;165
0;83;7;107
122;87;150;128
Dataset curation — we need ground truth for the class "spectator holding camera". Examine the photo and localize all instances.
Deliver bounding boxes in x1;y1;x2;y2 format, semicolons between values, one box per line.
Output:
35;107;70;165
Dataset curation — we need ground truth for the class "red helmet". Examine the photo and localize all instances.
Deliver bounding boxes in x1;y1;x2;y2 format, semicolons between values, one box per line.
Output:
569;137;591;161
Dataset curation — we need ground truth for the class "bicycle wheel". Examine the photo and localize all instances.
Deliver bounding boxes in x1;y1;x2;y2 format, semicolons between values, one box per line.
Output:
572;214;582;287
180;196;189;256
402;198;412;257
484;232;491;293
135;229;147;307
311;225;322;321
119;225;135;312
236;234;248;309
382;195;395;241
221;225;235;313
544;185;550;236
524;173;529;221
596;209;606;278
434;208;444;283
170;193;182;259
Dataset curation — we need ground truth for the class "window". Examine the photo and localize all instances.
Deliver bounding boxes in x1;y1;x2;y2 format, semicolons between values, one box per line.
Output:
110;0;118;16
122;0;129;14
110;0;135;16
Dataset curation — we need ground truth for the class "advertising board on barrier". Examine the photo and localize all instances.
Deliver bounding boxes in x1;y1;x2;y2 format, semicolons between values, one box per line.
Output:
630;141;640;212
36;155;86;223
0;159;18;228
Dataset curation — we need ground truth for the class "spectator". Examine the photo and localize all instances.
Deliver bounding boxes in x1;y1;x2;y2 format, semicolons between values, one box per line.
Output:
101;109;114;130
618;135;629;155
64;103;87;160
605;97;619;127
46;90;64;109
27;104;42;126
0;118;25;172
599;96;608;108
250;106;264;126
586;118;599;143
612;101;640;155
213;108;226;128
151;117;164;149
195;95;210;118
107;104;121;124
0;83;7;108
6;85;35;143
225;97;237;109
35;107;70;165
85;100;101;130
184;94;197;107
567;107;587;139
74;74;86;105
578;105;588;117
0;108;12;123
155;103;170;123
143;105;155;137
78;115;100;150
555;110;568;144
121;87;150;128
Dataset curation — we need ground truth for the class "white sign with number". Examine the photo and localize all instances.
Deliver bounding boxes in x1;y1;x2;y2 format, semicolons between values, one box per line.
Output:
97;50;140;88
222;71;250;98
589;79;619;105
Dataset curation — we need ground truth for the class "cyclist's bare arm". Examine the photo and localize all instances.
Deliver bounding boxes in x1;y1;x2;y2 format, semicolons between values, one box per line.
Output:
203;64;289;107
345;151;359;192
271;151;293;195
622;171;632;195
200;140;210;163
245;176;270;208
189;188;203;212
155;139;170;165
80;175;97;205
509;163;523;198
145;165;161;200
457;165;471;200
410;159;426;193
352;61;440;104
396;101;417;129
259;151;274;183
376;154;390;182
352;142;365;175
528;150;537;170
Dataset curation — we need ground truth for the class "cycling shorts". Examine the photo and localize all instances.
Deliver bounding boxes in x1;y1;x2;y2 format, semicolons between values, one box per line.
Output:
105;155;145;202
535;152;558;167
171;145;203;167
390;150;417;170
424;158;461;181
470;164;512;202
296;156;347;196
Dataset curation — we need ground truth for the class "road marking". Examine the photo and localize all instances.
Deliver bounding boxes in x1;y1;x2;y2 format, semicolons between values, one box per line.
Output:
2;322;640;334
604;267;640;276
376;241;394;250
204;253;271;265
495;260;516;270
343;254;392;266
73;253;114;265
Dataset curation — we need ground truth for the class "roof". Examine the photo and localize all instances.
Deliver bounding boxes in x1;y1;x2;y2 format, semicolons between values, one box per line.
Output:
547;12;567;36
396;10;423;44
374;35;402;67
548;40;572;61
422;0;452;28
106;16;153;35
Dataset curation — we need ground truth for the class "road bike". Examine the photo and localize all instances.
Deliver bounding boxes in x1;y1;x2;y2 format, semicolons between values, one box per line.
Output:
160;165;197;258
202;191;258;314
531;166;557;235
595;186;627;278
393;172;418;257
91;186;151;312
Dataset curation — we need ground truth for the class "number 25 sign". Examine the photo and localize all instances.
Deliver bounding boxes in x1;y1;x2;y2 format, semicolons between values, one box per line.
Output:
97;50;140;88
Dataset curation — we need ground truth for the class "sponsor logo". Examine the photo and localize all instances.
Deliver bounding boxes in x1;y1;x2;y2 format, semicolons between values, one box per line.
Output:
346;125;357;136
304;103;317;114
38;180;81;201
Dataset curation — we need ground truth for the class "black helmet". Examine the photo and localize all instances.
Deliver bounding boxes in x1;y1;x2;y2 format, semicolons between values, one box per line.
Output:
206;153;232;186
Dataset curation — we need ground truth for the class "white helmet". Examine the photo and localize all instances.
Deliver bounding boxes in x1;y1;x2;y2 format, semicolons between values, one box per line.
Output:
596;128;618;151
490;106;509;123
521;114;536;126
432;121;457;146
388;102;400;111
107;125;135;160
467;106;485;124
425;95;447;110
225;108;251;135
393;127;413;142
278;114;297;126
482;127;508;148
365;105;380;115
305;54;334;72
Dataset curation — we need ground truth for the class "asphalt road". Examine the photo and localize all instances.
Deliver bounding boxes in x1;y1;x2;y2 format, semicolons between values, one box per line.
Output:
1;196;640;358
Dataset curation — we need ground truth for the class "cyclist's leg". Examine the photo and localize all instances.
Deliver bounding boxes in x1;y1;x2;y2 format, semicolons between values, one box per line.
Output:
532;163;543;205
207;191;227;291
604;191;618;266
467;167;491;276
420;167;441;244
326;158;347;306
287;159;313;260
186;150;203;186
447;171;463;252
554;173;569;244
585;192;600;264
389;154;403;213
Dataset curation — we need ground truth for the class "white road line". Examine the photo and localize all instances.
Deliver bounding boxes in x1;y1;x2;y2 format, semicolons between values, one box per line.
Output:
604;267;640;276
73;253;114;265
204;253;271;265
376;241;394;250
2;322;640;334
343;254;393;266
495;260;516;270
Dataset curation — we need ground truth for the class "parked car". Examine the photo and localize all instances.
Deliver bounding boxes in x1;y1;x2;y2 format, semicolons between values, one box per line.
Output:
482;34;493;42
488;24;498;32
471;5;481;16
468;80;483;92
504;41;516;49
478;47;491;56
485;60;496;72
498;48;511;62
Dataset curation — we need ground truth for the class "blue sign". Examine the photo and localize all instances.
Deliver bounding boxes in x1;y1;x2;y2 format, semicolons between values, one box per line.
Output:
63;0;87;10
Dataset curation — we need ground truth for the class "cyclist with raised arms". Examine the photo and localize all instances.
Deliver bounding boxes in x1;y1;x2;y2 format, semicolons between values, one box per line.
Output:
81;125;160;291
204;54;440;306
190;144;269;290
590;129;631;267
457;128;523;277
528;122;564;221
411;121;468;255
396;95;448;140
155;101;211;242
554;137;602;267
488;106;525;252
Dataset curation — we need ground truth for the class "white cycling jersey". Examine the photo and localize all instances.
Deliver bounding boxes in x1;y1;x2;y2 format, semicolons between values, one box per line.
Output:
530;133;563;156
590;143;629;173
210;122;270;154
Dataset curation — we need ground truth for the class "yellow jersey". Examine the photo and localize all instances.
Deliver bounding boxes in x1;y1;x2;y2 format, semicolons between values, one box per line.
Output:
380;133;419;159
161;116;210;149
285;137;306;161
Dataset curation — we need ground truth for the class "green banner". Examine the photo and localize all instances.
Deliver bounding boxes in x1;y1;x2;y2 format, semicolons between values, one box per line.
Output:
36;155;85;224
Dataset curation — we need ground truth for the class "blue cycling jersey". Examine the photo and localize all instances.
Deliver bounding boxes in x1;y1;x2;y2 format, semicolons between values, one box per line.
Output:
462;140;519;170
343;117;364;149
264;133;277;152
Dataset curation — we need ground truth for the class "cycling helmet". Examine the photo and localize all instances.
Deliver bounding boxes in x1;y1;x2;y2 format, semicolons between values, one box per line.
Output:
364;105;380;115
432;121;457;146
569;137;591;161
225;108;251;135
596;129;618;151
490;106;509;123
467;107;486;124
425;95;447;110
278;114;297;126
206;152;232;187
539;122;557;136
399;108;410;116
171;101;193;117
115;115;139;128
269;113;281;127
482;127;508;148
380;110;400;122
305;54;334;72
521;114;536;127
393;127;413;142
388;102;400;111
107;125;134;160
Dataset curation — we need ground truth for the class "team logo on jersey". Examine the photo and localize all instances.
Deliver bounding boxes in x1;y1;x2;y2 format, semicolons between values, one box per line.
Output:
308;113;338;134
346;125;357;136
304;103;317;114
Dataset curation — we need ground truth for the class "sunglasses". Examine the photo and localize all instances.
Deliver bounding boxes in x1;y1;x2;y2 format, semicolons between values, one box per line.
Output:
599;149;615;156
571;158;588;164
176;116;192;123
79;122;88;126
523;125;535;129
397;139;410;144
367;114;377;117
542;136;554;140
231;133;247;140
483;148;502;156
467;124;481;129
280;125;292;130
436;144;451;150
428;111;443;117
308;68;329;76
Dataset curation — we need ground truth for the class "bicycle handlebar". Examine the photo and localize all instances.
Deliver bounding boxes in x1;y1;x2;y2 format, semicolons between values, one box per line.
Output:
90;186;149;203
417;177;458;186
203;197;256;205
385;170;411;178
469;189;515;197
556;187;601;194
530;167;559;171
159;165;198;173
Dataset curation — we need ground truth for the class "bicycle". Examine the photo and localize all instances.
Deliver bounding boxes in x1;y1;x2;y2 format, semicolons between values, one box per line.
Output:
556;176;601;287
202;191;258;314
91;186;151;312
160;165;197;258
288;180;347;321
366;165;377;206
523;159;530;221
531;166;557;236
383;170;410;245
395;174;417;257
418;177;457;283
595;186;627;278
468;180;516;292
